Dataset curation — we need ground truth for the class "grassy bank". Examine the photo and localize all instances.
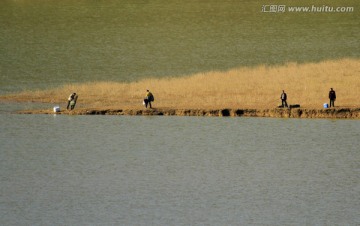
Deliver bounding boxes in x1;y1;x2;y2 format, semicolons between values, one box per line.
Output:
2;58;360;110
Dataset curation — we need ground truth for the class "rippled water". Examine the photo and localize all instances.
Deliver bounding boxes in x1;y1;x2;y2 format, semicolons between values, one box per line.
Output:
1;114;359;225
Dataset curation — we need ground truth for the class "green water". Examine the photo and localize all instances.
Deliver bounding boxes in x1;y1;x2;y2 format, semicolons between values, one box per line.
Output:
1;0;359;93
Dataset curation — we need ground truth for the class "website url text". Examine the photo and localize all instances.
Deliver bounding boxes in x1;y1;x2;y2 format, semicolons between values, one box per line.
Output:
261;5;354;13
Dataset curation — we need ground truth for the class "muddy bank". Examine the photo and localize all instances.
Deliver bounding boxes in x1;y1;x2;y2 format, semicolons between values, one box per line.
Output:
18;107;360;119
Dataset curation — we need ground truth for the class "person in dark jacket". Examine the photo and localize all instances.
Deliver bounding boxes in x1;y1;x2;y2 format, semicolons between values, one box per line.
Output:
280;90;288;108
329;88;336;107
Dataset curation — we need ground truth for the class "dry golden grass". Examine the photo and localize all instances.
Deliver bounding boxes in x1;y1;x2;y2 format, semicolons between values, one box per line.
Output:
2;58;360;109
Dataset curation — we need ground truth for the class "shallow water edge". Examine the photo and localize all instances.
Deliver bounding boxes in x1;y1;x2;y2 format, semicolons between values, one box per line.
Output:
18;107;360;119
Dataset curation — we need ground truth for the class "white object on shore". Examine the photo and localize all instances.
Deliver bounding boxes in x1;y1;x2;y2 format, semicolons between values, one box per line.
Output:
323;103;328;109
53;106;60;112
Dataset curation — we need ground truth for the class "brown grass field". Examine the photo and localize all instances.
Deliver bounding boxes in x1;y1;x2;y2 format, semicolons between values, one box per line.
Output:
1;58;359;110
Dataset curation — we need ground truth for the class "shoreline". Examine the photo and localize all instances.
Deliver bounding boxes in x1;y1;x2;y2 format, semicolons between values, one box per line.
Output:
17;107;360;119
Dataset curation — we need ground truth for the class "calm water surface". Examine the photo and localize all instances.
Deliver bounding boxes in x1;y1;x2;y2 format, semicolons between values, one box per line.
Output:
1;1;359;224
1;114;359;225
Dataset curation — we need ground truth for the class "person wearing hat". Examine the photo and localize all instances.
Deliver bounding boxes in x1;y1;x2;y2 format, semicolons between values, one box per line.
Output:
144;90;154;108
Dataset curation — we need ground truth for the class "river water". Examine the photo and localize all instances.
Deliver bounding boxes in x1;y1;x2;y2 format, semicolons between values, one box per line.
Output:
1;114;359;225
1;1;359;225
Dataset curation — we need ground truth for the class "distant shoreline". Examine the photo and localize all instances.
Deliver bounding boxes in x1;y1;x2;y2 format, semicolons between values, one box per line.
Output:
17;107;360;119
1;59;359;117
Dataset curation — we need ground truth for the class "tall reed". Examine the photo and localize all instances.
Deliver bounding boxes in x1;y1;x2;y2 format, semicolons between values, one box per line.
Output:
3;58;359;109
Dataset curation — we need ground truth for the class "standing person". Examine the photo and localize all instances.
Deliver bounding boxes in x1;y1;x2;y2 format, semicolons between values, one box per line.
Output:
329;88;336;107
280;90;288;108
143;90;154;108
66;93;76;110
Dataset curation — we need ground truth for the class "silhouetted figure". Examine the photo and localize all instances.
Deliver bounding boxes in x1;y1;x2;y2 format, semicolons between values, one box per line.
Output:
280;90;288;108
329;88;336;107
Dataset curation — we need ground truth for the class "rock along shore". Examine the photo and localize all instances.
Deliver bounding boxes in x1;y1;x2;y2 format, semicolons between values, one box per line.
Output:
18;107;360;119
